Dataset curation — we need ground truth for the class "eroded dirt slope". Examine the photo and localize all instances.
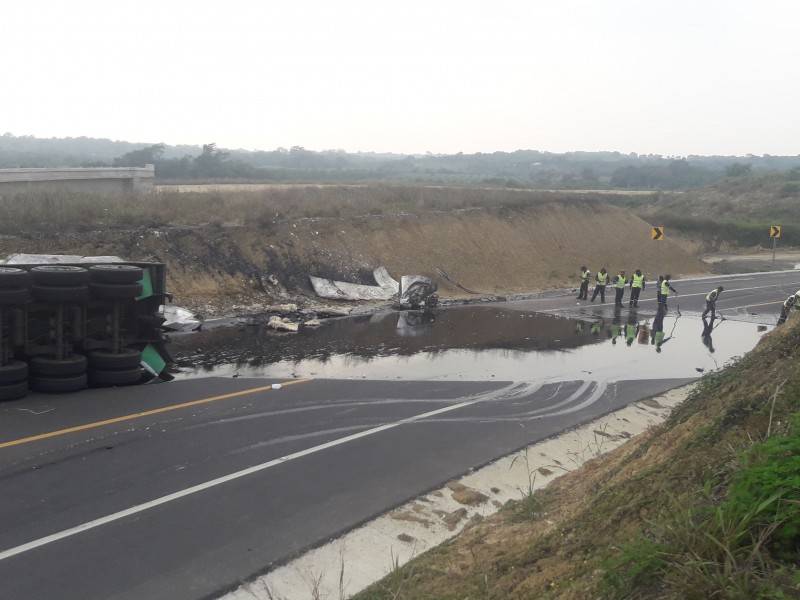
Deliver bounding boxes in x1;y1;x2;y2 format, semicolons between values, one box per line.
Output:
0;199;706;316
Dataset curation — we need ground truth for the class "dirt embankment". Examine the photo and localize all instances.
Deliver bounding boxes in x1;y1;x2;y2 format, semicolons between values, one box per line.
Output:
0;200;706;316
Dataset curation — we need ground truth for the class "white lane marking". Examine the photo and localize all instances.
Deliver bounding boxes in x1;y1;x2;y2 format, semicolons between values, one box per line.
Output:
0;390;508;562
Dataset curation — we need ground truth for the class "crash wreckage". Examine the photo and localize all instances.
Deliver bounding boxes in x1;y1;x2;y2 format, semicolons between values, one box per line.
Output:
309;266;439;309
0;254;180;399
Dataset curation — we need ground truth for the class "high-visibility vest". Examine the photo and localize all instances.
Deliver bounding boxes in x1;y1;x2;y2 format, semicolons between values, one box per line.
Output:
706;289;719;302
596;272;608;285
655;331;665;346
626;324;636;341
615;275;626;289
631;274;645;288
581;269;591;282
661;280;671;296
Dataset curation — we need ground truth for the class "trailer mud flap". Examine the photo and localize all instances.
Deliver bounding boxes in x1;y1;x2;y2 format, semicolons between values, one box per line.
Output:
136;268;154;300
140;343;174;381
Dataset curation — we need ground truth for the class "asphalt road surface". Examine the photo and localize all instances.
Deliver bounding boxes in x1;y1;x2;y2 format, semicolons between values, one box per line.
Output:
0;270;796;600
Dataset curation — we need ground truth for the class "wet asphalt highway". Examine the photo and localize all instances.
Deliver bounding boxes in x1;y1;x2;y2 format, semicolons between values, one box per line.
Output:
0;270;797;600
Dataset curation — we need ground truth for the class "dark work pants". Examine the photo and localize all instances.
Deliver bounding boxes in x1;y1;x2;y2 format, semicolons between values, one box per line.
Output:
629;287;641;306
702;300;716;319
578;280;589;299
614;286;624;307
591;284;606;302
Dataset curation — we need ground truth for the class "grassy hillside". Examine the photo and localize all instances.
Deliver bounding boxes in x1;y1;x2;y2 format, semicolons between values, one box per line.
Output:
0;186;703;316
624;169;800;250
353;316;800;599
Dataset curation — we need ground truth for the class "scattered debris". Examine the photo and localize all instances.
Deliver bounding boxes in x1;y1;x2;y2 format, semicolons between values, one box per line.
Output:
160;305;205;332
309;266;398;301
309;266;439;309
267;316;299;332
391;511;432;526
309;306;351;318
442;507;468;528
451;489;489;506
264;303;298;313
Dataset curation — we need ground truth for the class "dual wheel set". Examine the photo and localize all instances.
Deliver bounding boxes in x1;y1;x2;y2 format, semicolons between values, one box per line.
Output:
0;264;148;400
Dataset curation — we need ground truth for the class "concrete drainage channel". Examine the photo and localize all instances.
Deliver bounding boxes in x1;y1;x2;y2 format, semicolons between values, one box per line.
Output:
221;385;693;600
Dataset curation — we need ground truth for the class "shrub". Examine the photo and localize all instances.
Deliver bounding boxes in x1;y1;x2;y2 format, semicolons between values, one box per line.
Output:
724;415;800;559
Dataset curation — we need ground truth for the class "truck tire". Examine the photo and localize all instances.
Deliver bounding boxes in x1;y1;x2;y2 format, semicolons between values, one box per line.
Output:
30;354;88;377
31;285;90;302
88;349;142;370
30;373;88;393
0;360;28;383
88;264;144;284
88;282;143;299
0;267;31;289
30;265;90;286
0;288;30;305
0;380;28;400
88;367;143;387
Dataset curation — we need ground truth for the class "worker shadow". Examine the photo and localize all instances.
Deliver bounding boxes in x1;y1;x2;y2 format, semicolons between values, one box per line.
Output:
701;316;717;353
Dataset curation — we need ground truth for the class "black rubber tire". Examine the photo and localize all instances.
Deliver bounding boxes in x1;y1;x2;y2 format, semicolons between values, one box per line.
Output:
30;354;88;377
88;264;144;284
87;349;142;370
0;267;31;289
0;288;29;305
30;265;90;286
0;380;28;401
0;360;28;383
30;373;87;393
31;285;90;302
89;282;143;299
88;367;143;387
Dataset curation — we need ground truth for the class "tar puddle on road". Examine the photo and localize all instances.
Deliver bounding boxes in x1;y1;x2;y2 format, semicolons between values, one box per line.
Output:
168;304;770;383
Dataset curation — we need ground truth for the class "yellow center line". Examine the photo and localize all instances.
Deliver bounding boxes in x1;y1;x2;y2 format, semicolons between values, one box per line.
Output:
0;379;309;450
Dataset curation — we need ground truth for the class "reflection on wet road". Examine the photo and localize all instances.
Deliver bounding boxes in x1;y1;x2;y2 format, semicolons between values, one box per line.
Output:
169;304;769;382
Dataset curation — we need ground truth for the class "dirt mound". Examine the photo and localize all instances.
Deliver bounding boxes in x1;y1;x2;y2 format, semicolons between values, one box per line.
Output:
0;199;706;316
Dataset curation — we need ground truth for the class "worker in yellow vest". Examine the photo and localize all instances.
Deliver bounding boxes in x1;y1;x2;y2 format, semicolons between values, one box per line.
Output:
613;270;627;308
628;269;646;307
660;274;677;312
702;286;723;319
577;265;591;300
590;267;609;303
777;291;800;325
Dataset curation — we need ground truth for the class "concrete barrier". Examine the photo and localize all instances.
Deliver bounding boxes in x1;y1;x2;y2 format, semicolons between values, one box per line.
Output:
0;164;155;195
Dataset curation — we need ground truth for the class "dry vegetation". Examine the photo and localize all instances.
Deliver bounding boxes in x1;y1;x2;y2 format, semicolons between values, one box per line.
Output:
0;185;657;233
353;317;800;600
0;185;703;317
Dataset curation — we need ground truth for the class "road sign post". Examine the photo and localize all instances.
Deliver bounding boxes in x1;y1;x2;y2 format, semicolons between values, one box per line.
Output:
770;226;781;269
652;227;664;277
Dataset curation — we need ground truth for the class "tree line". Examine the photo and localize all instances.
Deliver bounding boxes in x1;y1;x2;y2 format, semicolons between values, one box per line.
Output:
2;133;799;190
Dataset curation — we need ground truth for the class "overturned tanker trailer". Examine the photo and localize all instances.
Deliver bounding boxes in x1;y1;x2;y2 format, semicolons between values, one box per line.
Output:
0;255;174;400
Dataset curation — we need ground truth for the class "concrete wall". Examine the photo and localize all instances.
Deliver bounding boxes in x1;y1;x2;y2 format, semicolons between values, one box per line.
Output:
0;165;155;195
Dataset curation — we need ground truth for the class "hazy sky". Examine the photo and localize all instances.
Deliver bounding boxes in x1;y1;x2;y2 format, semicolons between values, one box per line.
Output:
5;1;800;156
